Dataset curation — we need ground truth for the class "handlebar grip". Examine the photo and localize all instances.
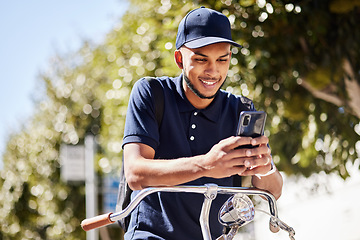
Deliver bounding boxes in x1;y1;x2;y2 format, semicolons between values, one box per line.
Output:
81;212;114;231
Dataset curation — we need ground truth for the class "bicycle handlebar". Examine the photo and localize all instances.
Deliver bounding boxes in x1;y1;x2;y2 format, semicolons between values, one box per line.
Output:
81;185;295;239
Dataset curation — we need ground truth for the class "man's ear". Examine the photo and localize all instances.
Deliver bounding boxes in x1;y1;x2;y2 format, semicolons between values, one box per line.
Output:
174;50;183;69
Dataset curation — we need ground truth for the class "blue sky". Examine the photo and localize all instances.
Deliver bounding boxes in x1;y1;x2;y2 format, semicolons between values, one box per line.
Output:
0;0;128;166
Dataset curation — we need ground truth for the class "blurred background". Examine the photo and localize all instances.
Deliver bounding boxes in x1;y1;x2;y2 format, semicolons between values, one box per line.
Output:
0;0;359;239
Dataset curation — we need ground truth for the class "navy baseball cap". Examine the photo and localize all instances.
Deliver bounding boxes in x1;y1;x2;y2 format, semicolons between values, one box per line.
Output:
176;7;241;49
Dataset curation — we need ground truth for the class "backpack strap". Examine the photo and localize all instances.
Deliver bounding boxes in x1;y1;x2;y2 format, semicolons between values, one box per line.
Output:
116;77;164;232
145;77;164;126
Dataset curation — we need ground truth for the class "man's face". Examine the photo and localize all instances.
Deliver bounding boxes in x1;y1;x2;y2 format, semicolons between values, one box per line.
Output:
177;43;231;108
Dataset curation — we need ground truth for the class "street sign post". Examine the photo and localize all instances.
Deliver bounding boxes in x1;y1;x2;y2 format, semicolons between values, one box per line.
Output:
60;135;98;240
85;135;98;240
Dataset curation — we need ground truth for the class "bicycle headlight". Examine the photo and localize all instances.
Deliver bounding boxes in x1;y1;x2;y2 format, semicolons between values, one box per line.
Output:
218;193;255;227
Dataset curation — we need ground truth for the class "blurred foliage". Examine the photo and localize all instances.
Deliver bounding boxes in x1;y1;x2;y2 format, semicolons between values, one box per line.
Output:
1;0;360;238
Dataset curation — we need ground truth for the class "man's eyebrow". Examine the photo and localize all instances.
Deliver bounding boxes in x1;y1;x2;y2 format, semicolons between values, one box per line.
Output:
219;53;231;58
194;52;230;58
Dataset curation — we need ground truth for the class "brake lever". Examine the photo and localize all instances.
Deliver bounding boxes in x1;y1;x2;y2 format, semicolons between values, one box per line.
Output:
269;216;295;240
272;216;295;240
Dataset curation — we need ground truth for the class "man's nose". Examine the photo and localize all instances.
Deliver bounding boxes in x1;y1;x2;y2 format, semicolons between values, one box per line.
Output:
204;61;218;76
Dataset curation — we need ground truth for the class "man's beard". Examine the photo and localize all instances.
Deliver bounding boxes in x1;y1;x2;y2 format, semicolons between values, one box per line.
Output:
183;72;224;99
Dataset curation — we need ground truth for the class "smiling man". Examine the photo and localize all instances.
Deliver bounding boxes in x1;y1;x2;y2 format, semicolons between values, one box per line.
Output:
176;43;232;108
122;7;283;240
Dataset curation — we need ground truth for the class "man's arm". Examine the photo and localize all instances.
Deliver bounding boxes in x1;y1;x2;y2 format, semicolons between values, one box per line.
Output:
124;136;260;190
123;135;283;199
251;171;283;200
123;142;205;190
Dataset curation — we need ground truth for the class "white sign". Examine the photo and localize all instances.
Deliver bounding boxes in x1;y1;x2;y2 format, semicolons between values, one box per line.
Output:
60;144;85;182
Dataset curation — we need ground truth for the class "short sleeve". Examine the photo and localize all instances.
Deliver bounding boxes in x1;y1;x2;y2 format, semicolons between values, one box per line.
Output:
122;78;160;150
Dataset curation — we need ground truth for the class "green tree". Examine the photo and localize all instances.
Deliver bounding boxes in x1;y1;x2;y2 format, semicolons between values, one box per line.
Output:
221;0;360;177
1;0;359;238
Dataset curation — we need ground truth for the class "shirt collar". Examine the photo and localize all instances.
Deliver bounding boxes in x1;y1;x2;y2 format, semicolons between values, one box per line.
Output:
175;74;222;123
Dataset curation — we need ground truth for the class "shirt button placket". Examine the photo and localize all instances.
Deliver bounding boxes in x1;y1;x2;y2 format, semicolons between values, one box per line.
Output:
190;111;198;142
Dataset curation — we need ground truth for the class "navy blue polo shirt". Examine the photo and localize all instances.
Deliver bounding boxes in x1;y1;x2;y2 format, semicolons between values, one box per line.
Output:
123;75;254;240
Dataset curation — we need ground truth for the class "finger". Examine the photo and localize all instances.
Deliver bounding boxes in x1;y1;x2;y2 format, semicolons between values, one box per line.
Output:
240;145;270;157
241;163;272;176
233;165;247;175
251;135;269;146
264;157;271;165
229;156;257;168
242;154;271;169
221;136;253;151
220;164;247;178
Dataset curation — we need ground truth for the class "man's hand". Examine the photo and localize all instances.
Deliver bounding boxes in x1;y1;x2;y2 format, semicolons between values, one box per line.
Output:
238;135;274;177
200;135;282;199
199;136;270;179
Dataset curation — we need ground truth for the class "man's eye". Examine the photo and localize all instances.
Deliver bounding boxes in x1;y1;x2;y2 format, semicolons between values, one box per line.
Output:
219;59;228;62
195;58;206;62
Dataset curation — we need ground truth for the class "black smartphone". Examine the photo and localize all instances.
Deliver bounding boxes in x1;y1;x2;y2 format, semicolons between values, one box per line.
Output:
235;111;267;148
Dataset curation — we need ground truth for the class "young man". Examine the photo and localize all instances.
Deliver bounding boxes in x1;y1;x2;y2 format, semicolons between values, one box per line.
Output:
122;7;283;240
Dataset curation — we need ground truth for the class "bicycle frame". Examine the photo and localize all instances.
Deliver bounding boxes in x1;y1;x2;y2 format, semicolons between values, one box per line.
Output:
81;184;295;239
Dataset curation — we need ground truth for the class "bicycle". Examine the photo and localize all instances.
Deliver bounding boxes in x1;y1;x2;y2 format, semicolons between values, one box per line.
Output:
81;184;295;240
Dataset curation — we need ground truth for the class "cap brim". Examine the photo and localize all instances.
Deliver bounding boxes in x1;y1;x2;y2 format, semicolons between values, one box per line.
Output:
184;37;241;49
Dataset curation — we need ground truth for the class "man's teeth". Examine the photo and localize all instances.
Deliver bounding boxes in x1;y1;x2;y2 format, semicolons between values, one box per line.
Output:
201;79;217;85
